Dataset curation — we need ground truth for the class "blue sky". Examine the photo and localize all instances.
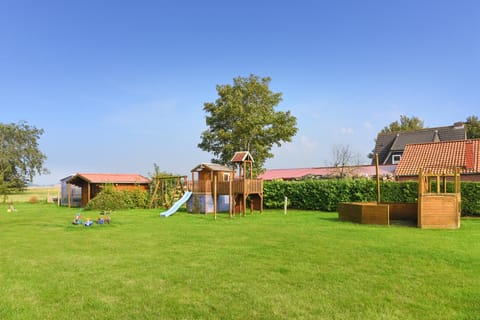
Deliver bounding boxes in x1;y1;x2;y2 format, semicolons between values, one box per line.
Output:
1;0;479;185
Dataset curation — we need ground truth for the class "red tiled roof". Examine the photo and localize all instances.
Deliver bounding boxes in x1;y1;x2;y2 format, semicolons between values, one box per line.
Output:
231;151;254;163
394;139;480;176
259;165;397;180
70;173;150;184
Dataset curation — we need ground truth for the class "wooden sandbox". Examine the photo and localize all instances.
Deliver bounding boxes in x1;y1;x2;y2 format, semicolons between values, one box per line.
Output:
338;202;417;226
338;168;461;229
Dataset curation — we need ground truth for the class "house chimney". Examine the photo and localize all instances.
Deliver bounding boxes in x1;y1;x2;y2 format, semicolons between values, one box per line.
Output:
465;140;474;171
433;129;440;142
454;122;464;129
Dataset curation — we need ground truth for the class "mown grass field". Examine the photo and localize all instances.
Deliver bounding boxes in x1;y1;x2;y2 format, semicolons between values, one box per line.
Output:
0;203;479;319
4;186;60;203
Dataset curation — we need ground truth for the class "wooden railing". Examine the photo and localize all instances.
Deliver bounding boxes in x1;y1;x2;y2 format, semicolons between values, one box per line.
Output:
189;179;263;195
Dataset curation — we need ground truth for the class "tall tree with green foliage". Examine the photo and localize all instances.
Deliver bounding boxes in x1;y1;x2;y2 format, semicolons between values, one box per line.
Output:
198;75;298;174
0;122;48;200
368;115;425;159
380;115;424;134
465;115;480;138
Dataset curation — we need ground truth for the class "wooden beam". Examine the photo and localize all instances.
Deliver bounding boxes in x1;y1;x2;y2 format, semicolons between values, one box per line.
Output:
67;183;71;208
375;153;380;204
87;183;91;207
213;175;217;220
229;176;233;218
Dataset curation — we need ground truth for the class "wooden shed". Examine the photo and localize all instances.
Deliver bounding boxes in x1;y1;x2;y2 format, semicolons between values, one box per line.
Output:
66;173;150;207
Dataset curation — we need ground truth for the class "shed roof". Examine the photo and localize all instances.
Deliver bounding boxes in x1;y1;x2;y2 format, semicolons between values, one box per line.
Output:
68;173;150;185
395;139;480;176
190;163;233;173
231;151;254;163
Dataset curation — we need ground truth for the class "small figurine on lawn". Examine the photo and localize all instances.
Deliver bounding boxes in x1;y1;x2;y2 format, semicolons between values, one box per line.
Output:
72;214;82;225
7;202;16;212
84;217;93;227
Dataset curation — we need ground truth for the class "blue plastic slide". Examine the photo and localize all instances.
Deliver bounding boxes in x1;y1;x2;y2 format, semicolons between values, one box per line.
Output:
160;191;192;217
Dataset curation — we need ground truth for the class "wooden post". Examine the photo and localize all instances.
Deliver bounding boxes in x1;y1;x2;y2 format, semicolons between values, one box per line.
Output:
67;183;71;208
375;153;381;204
149;179;160;208
213;175;217;220
260;180;264;214
229;176;233;218
87;183;91;208
418;168;423;196
243;177;247;216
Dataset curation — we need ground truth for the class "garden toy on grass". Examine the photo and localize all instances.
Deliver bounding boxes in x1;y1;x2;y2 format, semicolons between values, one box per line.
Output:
84;218;93;227
7;202;16;212
100;210;111;224
72;214;82;225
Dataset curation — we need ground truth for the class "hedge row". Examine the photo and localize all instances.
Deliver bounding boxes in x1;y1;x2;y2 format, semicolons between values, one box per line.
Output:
86;186;149;211
263;179;480;216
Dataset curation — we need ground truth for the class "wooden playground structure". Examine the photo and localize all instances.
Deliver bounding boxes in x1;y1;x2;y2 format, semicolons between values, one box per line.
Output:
417;167;461;229
149;175;188;208
188;151;263;219
338;156;461;229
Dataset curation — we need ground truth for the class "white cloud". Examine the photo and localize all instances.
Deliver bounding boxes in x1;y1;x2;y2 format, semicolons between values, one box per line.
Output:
301;135;318;151
340;127;354;134
363;122;374;131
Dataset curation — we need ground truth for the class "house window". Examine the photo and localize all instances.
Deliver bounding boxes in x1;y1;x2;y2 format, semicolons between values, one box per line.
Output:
392;154;401;164
223;173;230;181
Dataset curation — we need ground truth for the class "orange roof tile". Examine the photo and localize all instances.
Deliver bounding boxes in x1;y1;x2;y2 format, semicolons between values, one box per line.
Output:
395;139;480;176
70;173;150;184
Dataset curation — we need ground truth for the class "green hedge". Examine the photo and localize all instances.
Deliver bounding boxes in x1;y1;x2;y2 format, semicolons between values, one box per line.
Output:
86;185;149;211
263;179;480;216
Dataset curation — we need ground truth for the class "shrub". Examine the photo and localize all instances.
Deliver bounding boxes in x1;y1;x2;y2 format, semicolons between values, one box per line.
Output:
461;182;480;215
86;185;149;211
29;196;39;203
263;179;480;216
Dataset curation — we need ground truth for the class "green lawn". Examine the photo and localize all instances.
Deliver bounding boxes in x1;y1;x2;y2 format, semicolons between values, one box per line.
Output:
0;203;478;319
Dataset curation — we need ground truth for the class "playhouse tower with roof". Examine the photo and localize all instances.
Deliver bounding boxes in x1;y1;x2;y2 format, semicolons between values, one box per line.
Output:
187;151;263;217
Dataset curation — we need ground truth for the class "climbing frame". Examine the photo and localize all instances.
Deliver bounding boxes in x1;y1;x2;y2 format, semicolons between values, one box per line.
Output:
417;167;461;229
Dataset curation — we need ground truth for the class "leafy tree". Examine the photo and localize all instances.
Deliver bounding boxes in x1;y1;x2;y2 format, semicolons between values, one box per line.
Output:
465;115;480;139
198;75;298;174
0;122;48;201
380;115;424;134
368;115;424;159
